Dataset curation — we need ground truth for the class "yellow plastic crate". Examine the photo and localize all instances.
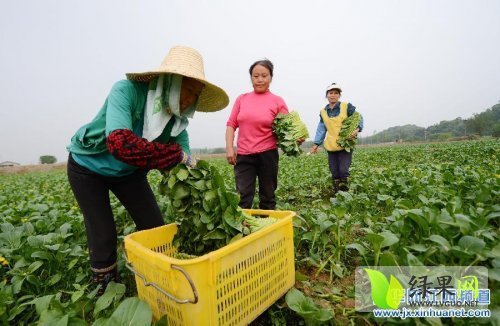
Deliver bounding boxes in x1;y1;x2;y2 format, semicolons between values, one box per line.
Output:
124;209;295;325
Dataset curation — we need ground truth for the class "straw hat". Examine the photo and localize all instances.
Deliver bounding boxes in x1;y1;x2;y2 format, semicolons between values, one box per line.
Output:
126;46;229;112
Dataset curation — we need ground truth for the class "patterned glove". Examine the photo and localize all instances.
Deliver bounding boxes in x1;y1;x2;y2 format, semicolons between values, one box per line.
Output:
181;152;197;168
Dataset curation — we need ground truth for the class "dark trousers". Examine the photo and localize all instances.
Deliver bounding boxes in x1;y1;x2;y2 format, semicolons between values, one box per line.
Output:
66;154;164;269
234;149;279;210
328;150;353;180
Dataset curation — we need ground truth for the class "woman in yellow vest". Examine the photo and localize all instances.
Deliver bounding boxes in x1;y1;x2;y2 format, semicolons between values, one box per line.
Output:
309;83;363;194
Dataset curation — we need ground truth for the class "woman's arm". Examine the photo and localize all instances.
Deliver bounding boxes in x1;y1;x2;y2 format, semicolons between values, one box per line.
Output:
106;129;184;170
310;114;327;154
225;126;237;165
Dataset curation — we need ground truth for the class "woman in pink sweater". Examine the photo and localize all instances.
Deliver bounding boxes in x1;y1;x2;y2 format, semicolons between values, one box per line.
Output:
225;59;289;209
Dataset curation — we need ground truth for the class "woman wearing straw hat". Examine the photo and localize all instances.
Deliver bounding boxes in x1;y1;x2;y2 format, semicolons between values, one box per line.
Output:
225;59;289;210
66;46;229;295
309;83;363;195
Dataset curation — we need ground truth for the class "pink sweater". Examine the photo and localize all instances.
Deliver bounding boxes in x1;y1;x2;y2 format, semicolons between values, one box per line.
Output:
227;90;289;155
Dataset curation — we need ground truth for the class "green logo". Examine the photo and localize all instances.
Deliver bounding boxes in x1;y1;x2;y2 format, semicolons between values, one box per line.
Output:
457;275;479;300
364;268;405;309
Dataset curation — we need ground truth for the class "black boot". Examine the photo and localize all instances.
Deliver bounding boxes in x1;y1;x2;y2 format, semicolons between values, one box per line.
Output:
92;264;119;296
339;178;349;192
332;179;341;197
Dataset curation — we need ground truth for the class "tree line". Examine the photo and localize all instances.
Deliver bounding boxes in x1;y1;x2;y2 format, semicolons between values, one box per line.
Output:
358;102;499;144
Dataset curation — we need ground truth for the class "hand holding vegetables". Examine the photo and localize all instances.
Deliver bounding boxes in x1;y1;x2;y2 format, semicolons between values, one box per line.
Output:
181;152;197;168
336;112;361;152
272;111;309;157
348;128;359;140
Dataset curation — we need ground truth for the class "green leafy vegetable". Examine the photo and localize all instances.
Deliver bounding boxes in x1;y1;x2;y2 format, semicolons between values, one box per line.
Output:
159;161;277;255
171;252;198;260
336;111;361;152
93;297;152;326
285;288;333;325
242;214;277;233
273;111;309;157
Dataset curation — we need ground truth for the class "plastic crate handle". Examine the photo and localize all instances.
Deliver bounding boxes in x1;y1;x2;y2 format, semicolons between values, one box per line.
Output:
124;254;198;304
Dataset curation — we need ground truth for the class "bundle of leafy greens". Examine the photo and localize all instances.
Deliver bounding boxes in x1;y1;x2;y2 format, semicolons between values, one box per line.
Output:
272;111;309;157
336;111;361;152
158;160;278;256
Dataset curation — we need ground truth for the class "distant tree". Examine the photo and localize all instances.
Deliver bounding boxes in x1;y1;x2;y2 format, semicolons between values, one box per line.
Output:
39;155;57;164
493;123;500;138
427;118;466;137
362;124;425;144
465;104;499;136
209;147;227;154
429;132;453;141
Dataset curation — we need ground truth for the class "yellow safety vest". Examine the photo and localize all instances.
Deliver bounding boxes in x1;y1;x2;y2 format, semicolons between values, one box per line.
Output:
320;102;348;152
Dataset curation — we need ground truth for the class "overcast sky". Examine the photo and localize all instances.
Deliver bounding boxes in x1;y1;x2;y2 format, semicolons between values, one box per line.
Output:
1;0;499;164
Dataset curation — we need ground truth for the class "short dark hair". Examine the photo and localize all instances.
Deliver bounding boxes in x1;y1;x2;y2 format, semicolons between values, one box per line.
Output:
249;59;274;77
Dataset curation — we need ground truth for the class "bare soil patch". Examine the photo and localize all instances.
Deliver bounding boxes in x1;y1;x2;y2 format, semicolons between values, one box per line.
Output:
0;163;66;175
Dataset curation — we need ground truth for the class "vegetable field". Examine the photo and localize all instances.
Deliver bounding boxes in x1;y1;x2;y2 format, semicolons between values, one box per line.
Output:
0;139;498;325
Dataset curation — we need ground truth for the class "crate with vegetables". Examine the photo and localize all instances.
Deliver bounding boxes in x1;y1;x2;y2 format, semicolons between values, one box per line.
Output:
124;160;296;325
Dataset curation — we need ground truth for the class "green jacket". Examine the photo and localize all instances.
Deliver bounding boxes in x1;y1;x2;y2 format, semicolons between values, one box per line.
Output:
67;80;190;155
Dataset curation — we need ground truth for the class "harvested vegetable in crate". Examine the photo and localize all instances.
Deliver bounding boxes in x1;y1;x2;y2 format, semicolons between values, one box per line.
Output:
123;209;296;324
272;111;309;157
159;160;277;256
336;111;361;152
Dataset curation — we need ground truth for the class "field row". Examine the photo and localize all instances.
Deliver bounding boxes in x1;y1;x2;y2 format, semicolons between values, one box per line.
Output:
0;140;498;325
